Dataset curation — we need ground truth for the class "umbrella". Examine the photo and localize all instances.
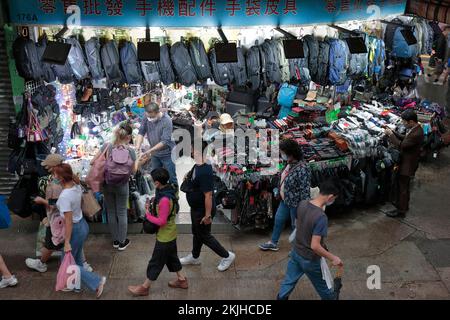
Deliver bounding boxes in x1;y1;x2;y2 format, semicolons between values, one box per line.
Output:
334;265;344;300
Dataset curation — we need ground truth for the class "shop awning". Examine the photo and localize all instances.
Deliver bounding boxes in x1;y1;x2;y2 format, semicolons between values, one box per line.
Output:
406;0;450;24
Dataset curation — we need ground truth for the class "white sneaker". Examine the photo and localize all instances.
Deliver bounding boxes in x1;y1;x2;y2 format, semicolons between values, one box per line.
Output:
217;251;235;272
0;275;18;289
25;258;48;273
179;253;201;266
83;262;93;272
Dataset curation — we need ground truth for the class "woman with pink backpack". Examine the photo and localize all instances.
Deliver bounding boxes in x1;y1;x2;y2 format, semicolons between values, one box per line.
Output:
91;122;139;251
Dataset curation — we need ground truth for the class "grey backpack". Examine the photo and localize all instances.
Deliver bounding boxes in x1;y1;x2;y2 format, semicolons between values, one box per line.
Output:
101;40;125;83
339;32;368;78
261;39;282;84
50;43;74;84
245;45;262;90
230;47;248;86
36;34;56;83
276;39;290;82
303;35;319;83
317;40;330;86
188;38;212;81
120;41;143;84
210;48;232;86
66;37;90;80
170;42;198;86
85;37;105;80
159;44;176;85
288;39;310;86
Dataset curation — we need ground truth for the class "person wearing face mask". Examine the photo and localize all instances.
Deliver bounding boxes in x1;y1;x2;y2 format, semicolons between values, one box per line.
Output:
384;109;424;217
259;139;311;252
219;113;235;134
135;99;178;186
277;180;342;300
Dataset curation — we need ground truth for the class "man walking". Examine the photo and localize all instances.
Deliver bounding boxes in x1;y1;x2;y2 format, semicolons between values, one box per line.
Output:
277;180;342;300
136;100;178;186
385;109;424;217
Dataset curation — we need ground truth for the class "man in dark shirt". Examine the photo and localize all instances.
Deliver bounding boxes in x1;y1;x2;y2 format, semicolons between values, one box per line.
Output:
277;180;342;300
179;140;236;272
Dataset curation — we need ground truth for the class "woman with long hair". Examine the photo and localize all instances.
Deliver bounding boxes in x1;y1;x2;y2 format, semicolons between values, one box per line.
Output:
53;164;106;298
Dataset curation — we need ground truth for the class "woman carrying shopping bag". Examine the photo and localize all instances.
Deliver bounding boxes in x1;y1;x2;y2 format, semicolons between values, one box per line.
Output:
54;164;106;298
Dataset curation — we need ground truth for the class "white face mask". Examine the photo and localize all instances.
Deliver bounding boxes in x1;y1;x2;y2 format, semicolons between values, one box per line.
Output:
326;198;336;206
147;117;157;122
281;153;288;161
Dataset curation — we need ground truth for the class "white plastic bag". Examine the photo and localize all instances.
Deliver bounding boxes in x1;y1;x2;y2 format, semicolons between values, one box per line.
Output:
320;257;333;290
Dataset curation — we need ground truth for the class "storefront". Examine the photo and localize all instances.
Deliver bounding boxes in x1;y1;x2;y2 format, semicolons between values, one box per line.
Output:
3;0;448;231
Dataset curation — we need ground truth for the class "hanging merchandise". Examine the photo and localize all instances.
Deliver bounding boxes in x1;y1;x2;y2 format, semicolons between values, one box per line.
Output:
288;38;311;87
120;40;143;84
276;39;291;83
303;35;320;83
368;36;386;80
66;37;90;81
85;37;106;80
101;40;125;83
210;47;232;86
229;47;248;87
384;18;419;59
328;38;350;86
261;39;282;84
341;31;369;78
36;33;56;83
159;44;176;85
245;45;262;91
170;41;198;87
317;39;331;86
188;37;212;81
12;35;44;81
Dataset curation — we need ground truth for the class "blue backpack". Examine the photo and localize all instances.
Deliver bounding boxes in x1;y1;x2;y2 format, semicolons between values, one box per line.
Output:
328;38;349;85
384;19;419;58
120;41;143;84
277;83;297;108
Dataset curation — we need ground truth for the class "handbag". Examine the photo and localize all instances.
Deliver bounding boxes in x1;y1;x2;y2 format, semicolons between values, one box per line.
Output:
81;187;102;218
26;98;46;143
7;177;32;218
55;252;80;292
0;195;12;229
85;144;108;192
180;166;196;193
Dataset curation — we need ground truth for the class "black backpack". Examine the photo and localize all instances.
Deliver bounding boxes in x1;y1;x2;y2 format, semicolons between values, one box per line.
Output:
303;35;319;83
288;39;310;86
170;41;198;86
245;45;262;90
120;40;143;84
188;37;212;81
66;37;90;80
36;34;56;83
230;47;248;86
12;36;43;81
210;48;232;86
260;39;282;84
159;44;176;85
101;40;125;83
142;194;179;234
85;37;105;80
317;39;331;86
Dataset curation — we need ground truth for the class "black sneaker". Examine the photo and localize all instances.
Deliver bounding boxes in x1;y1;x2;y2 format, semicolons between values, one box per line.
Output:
113;241;120;249
118;239;131;251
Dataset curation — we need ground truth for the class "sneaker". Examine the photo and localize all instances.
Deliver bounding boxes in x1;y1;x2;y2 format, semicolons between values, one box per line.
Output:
218;251;236;272
0;275;18;289
83;262;93;272
96;277;106;299
168;277;189;289
128;284;149;297
118;239;131;251
258;242;279;252
113;241;120;249
25;258;48;273
179;253;201;266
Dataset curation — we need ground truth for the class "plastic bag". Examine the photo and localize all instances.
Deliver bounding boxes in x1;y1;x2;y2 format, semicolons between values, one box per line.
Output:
55;252;81;292
320;257;333;290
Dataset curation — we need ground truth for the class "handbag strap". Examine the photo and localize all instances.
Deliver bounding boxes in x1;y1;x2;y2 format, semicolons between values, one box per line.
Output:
279;161;303;188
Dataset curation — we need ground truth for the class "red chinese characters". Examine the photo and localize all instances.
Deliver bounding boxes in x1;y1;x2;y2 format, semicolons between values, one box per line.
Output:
245;0;261;16
158;0;175;16
341;0;350;11
61;0;78;13
325;0;337;13
136;0;152;16
283;0;297;14
178;0;196;16
353;0;363;10
265;0;280;15
83;0;101;15
226;0;241;16
106;0;123;16
40;0;56;14
200;0;216;16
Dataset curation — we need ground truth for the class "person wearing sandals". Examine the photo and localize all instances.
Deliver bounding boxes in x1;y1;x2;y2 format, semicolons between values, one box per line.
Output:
54;164;106;298
259;139;311;252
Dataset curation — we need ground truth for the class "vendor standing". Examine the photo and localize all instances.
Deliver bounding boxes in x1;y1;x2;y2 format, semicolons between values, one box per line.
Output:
136;99;178;186
385;109;424;217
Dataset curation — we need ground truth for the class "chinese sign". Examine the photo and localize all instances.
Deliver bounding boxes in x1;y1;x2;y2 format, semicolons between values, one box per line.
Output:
8;0;407;27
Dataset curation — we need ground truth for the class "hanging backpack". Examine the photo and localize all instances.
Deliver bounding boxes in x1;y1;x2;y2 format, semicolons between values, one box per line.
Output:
85;37;105;80
210;47;232;86
288;39;310;86
188;37;212;81
104;145;134;186
101;40;125;83
340;31;369;78
120;40;143;84
303;35;319;83
317;40;331;86
36;34;56;83
50;42;74;84
424;21;434;55
245;45;262;90
328;38;349;86
368;36;386;79
261;39;282;84
230;47;248;86
384;18;419;59
159;44;176;85
12;36;43;81
66;37;90;80
276;39;290;82
141;60;161;83
170;41;198;87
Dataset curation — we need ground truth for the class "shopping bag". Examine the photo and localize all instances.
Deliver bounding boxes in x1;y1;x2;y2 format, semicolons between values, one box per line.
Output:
0;195;12;229
81;189;102;218
320;257;333;290
85;145;108;192
55;252;81;292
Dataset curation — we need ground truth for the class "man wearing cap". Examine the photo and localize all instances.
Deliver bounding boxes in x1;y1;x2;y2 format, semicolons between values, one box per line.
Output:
25;154;93;273
136;100;178;186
